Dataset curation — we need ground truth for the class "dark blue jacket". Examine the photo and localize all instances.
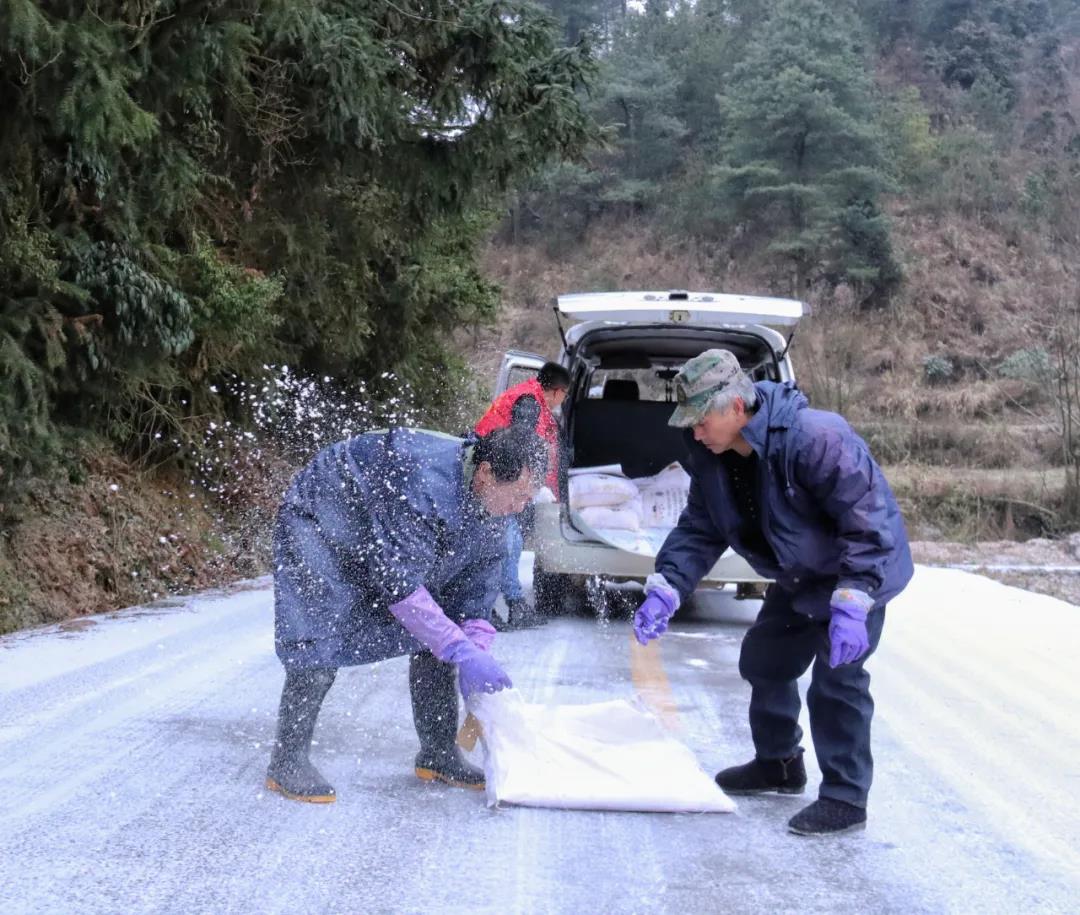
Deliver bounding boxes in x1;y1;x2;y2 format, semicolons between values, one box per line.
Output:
273;428;506;668
656;382;913;618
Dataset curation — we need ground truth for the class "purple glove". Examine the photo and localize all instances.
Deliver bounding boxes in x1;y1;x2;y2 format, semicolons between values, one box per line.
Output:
445;640;513;699
388;586;466;661
828;588;874;668
461;618;496;652
633;589;678;645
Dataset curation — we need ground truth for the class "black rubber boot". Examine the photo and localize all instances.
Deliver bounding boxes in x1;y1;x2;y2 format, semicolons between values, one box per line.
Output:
506;597;545;630
409;651;484;790
788;798;867;836
714;750;807;796
266;667;338;803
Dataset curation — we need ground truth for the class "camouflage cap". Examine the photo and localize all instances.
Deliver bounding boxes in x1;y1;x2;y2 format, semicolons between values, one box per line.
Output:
668;349;746;428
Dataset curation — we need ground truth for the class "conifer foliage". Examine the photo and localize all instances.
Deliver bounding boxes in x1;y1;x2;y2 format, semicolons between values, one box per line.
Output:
0;0;596;484
713;0;901;304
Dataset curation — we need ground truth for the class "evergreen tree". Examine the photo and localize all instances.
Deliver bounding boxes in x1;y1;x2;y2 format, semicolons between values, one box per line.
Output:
923;0;1052;105
712;0;901;304
594;2;690;205
509;0;690;243
538;0;626;45
0;0;597;486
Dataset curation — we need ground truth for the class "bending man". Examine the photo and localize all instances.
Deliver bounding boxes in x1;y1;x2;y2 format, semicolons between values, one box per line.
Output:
636;350;912;836
267;425;543;803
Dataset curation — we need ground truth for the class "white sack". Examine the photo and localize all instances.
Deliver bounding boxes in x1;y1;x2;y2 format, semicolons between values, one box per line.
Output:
578;500;643;531
569;473;641;509
636;462;692;528
567;463;623;477
532;486;557;505
471;690;736;814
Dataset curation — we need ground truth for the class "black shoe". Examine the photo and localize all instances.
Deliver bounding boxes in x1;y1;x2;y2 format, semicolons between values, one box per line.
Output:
715;751;807;796
266;753;336;804
414;750;485;790
788;798;867;836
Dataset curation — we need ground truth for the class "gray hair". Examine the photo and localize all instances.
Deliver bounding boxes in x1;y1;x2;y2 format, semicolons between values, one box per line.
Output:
706;373;757;416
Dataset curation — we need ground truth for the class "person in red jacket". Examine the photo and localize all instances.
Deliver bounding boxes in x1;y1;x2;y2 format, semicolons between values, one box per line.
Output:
475;362;570;628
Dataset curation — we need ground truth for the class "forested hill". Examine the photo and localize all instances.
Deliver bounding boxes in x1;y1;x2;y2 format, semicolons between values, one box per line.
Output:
482;0;1080;522
3;1;1080;630
511;0;1079;299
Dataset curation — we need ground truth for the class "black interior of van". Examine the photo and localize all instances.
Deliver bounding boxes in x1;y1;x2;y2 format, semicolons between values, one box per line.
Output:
566;328;780;479
572;398;689;477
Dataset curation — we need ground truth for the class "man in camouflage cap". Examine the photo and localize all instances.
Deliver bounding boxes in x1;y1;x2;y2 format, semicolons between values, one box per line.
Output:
636;348;913;836
667;348;748;428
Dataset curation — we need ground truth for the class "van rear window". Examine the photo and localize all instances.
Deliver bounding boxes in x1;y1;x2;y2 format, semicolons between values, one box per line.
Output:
585;369;677;403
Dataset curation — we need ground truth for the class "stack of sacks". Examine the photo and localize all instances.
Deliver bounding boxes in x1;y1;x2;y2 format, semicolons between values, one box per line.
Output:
568;473;643;531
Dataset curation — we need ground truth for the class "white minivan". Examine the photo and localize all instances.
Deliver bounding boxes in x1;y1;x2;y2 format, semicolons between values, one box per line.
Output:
495;290;805;615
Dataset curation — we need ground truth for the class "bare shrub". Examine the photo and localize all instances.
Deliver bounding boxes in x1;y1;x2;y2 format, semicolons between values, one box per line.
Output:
1046;297;1080;521
793;295;866;415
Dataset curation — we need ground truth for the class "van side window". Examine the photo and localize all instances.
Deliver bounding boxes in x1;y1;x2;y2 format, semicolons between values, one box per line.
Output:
506;366;539;389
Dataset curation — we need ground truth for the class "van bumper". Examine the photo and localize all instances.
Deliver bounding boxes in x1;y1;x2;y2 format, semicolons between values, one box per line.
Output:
529;503;770;587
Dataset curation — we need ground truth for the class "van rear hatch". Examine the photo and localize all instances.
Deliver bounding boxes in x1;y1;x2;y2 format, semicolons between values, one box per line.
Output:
557;291;804;327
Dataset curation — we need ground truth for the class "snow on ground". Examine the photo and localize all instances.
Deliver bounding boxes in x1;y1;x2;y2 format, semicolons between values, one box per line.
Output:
911;535;1080;606
0;562;1078;914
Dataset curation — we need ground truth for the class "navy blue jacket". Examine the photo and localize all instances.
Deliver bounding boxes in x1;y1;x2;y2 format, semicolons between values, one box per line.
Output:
273;428;506;668
656;382;913;618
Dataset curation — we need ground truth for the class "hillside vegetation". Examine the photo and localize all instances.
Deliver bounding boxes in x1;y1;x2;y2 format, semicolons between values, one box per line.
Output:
0;0;596;631
473;0;1080;534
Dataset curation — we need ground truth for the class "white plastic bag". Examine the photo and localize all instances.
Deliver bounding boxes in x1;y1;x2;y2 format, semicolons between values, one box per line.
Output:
579;499;643;531
636;462;691;528
569;473;640;509
469;690;736;813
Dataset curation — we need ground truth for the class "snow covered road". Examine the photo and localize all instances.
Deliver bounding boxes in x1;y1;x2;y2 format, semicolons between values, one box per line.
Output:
1;565;1078;914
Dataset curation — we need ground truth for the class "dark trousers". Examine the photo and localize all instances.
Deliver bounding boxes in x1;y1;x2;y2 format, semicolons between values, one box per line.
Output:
276;650;458;759
738;587;886;807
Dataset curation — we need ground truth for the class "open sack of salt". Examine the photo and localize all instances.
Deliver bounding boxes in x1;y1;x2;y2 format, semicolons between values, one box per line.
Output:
464;690;735;814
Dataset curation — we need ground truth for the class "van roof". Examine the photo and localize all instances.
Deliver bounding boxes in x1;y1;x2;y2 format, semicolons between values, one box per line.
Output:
556;291;804;327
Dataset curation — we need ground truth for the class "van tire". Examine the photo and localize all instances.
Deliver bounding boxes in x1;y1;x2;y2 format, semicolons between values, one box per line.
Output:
533;566;579;617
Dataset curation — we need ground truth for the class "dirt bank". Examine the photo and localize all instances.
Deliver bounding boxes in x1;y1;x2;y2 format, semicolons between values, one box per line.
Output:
912;534;1080;606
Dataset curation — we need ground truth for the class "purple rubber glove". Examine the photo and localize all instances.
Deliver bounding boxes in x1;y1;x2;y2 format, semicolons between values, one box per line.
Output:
461;618;496;652
388;586;466;661
828;588;874;668
444;640;513;699
633;589;678;645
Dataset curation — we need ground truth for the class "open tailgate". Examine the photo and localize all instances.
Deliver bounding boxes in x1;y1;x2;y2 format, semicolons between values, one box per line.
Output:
557;291;804;327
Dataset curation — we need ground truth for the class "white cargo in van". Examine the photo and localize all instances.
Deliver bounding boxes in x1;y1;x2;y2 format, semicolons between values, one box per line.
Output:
495;290;804;614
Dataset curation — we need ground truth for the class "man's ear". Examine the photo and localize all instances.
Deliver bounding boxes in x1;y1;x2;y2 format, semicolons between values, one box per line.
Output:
474;460;493;486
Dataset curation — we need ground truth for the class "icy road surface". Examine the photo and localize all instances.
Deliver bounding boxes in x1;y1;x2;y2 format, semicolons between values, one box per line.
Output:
1;561;1078;915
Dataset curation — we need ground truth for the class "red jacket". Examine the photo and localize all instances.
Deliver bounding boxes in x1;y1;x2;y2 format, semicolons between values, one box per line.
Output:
475;377;560;492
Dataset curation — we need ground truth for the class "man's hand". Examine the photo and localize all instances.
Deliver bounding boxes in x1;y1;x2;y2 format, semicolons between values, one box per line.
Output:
445;640;512;699
633;590;678;645
828;588;874;667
